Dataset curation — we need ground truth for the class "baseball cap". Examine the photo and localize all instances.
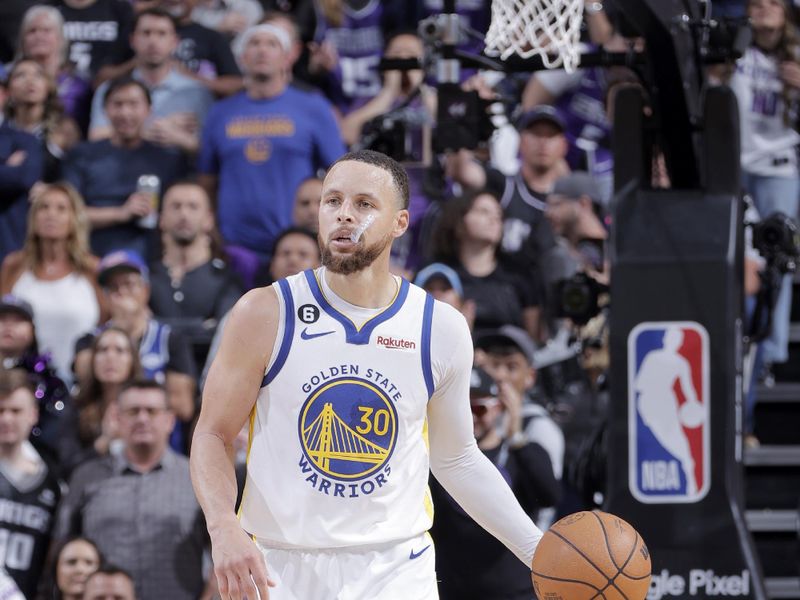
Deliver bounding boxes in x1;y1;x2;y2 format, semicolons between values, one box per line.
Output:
551;172;603;206
516;105;566;133
98;250;149;287
0;295;34;321
414;263;464;298
474;325;537;366
470;366;498;399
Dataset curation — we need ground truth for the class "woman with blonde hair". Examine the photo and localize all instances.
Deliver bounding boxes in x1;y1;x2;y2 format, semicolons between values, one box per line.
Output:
16;5;92;131
0;182;104;381
4;58;81;181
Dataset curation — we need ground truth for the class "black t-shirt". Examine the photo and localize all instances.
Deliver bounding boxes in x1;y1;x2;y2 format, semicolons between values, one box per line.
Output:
430;441;556;600
453;260;540;331
175;22;241;79
485;168;557;273
149;259;242;321
161;323;197;377
61;139;189;259
149;258;242;366
0;456;62;598
58;0;135;78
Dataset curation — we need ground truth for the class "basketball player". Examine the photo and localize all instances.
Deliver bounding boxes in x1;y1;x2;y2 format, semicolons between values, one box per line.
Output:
190;150;544;600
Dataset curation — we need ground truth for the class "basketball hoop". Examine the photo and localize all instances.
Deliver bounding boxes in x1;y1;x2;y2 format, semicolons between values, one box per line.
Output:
485;0;584;72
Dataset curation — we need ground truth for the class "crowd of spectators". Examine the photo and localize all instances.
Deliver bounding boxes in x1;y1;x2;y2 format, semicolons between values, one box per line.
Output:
0;0;792;597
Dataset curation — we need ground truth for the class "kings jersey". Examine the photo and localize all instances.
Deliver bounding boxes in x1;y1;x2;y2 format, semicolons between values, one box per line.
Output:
239;269;437;548
0;449;61;598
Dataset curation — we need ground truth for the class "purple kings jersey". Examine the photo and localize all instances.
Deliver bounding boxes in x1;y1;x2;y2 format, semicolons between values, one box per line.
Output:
315;0;385;114
554;67;613;186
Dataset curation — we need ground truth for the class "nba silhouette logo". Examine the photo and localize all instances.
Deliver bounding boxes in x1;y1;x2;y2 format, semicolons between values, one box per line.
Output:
628;321;710;503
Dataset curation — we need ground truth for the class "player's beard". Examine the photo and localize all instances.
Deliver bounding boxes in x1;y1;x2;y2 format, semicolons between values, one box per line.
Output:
320;232;393;275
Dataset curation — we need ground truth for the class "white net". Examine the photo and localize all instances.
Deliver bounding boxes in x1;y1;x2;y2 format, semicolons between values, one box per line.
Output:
485;0;584;72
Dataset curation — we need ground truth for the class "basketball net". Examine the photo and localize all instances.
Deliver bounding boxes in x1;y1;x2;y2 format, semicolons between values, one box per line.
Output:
485;0;584;72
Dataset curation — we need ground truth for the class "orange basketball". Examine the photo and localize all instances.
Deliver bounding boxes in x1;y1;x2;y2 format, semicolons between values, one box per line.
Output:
531;511;652;600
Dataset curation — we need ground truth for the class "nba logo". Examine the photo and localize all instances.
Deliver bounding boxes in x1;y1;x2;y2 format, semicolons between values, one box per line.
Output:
628;321;710;503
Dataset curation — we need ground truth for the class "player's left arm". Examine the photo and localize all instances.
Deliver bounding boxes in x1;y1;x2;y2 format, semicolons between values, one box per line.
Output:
426;303;543;567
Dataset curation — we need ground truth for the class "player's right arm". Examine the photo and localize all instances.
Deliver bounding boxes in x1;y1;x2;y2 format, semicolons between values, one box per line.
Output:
190;286;280;600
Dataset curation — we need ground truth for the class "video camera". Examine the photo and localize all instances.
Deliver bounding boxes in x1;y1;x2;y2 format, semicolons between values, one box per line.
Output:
417;13;497;152
552;271;609;326
360;103;431;165
752;212;800;274
745;211;800;342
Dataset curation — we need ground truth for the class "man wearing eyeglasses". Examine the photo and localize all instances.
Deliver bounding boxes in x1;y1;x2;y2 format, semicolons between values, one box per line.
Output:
430;361;563;600
52;380;209;600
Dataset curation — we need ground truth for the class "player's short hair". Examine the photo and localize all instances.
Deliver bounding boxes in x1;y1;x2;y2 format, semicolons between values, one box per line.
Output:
118;378;169;408
331;150;410;210
103;76;152;107
0;368;34;400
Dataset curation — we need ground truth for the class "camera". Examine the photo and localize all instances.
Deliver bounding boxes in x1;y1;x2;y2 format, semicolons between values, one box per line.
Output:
434;84;496;152
361;105;430;165
752;212;800;274
553;272;608;325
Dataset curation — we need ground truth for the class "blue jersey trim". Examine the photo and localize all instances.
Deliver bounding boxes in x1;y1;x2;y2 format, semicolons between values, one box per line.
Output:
421;294;435;399
303;269;410;345
262;279;295;387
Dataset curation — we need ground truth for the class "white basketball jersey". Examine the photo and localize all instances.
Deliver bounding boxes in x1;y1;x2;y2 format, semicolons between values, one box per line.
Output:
239;268;437;548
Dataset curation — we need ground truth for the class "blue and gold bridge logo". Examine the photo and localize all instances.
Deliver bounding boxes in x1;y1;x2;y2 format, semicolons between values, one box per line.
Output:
298;377;398;481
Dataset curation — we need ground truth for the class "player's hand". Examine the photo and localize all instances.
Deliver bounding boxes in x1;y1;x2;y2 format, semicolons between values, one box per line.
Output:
211;524;275;600
122;192;153;220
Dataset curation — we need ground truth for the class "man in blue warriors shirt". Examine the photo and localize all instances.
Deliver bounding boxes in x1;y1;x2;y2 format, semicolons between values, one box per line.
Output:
198;23;345;262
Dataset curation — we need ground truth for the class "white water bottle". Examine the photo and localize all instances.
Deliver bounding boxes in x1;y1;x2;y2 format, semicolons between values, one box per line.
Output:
136;174;160;229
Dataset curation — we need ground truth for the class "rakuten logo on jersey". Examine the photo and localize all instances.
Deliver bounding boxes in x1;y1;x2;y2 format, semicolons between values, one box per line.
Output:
648;569;750;600
376;335;416;350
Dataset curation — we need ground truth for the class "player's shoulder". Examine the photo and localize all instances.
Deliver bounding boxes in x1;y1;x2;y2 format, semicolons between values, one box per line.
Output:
412;287;470;339
226;284;280;329
237;283;279;308
429;294;468;326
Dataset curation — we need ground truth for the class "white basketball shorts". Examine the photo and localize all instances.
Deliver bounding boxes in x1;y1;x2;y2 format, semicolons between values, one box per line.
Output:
255;532;438;600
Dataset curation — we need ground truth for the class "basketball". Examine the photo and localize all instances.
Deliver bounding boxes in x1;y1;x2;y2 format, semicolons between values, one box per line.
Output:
531;511;652;600
679;401;705;428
